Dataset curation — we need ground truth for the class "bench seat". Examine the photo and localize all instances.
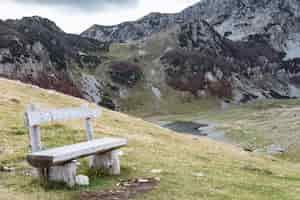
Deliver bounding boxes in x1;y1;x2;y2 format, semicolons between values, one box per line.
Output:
27;138;127;168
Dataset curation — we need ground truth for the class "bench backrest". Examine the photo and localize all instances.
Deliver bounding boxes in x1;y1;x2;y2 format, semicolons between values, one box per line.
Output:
24;104;101;153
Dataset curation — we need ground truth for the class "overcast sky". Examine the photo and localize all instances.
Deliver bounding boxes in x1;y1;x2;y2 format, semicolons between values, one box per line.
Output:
0;0;199;34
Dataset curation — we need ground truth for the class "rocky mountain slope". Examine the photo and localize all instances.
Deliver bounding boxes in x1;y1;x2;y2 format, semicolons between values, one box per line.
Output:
1;0;300;113
82;0;300;57
0;16;112;107
81;0;300;107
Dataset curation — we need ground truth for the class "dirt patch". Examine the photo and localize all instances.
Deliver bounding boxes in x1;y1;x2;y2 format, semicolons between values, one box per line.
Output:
78;178;159;200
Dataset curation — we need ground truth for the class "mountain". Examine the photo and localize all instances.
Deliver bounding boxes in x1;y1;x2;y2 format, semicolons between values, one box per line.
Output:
0;16;114;107
82;0;300;58
1;1;300;113
81;0;300;107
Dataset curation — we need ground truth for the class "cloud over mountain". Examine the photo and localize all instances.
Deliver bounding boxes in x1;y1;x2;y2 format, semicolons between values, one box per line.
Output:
13;0;139;11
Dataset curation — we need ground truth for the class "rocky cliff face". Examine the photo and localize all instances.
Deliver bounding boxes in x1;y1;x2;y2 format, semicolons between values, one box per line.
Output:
160;19;298;102
188;0;300;57
82;0;300;59
0;16;112;106
81;13;175;42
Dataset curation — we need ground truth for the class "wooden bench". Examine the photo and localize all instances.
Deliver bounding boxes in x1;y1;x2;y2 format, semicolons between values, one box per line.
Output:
24;104;127;187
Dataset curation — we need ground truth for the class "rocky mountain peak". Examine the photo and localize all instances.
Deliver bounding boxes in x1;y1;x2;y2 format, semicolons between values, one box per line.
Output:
6;16;64;34
0;16;109;105
82;0;300;59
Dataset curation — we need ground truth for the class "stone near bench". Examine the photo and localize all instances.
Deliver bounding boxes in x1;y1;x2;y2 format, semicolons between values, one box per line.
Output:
24;104;127;187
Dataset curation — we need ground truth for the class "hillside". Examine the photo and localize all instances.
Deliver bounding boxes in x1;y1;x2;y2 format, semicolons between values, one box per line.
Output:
1;78;300;200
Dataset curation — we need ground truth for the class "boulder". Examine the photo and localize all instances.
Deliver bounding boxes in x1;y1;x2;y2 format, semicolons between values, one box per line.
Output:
76;175;90;186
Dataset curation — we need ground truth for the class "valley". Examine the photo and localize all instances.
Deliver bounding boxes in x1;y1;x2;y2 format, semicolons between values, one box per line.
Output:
149;99;300;162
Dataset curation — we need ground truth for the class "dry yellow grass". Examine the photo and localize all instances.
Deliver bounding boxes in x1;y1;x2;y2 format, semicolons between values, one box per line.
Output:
0;78;300;200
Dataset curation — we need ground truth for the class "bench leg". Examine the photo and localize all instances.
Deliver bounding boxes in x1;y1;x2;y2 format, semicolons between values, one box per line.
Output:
90;150;120;175
47;160;77;187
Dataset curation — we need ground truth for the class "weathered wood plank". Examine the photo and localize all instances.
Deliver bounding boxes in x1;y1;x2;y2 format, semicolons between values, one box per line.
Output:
85;118;94;141
26;107;101;127
26;104;42;152
27;138;127;168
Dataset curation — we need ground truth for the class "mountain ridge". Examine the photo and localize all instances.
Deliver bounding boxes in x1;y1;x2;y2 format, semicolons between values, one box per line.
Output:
81;0;300;57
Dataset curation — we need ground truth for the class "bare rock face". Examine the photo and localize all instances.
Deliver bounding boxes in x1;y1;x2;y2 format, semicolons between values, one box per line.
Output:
82;0;300;53
192;0;300;59
160;20;293;102
82;0;300;60
0;16;111;106
81;13;175;43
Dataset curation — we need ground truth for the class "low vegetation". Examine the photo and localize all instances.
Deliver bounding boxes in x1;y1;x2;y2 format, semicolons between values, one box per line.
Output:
1;78;300;200
153;99;300;162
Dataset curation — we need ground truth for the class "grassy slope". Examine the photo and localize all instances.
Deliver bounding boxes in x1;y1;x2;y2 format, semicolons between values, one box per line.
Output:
152;100;300;162
0;78;300;200
205;100;300;162
99;28;220;117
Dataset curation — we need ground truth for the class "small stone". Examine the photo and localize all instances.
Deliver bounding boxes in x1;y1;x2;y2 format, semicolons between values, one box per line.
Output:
76;175;89;186
243;147;254;152
138;178;150;183
24;171;31;176
0;166;15;172
122;182;131;186
10;98;20;104
266;144;286;155
118;150;124;156
150;169;162;174
192;172;205;177
154;177;161;182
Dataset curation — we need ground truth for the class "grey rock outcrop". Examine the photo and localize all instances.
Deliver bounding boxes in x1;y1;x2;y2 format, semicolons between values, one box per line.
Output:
0;16;110;106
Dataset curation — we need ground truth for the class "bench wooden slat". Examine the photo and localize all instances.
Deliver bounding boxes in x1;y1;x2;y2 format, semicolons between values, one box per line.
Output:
27;138;127;168
25;107;101;127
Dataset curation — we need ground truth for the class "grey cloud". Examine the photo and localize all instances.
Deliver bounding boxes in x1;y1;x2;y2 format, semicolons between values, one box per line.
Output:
14;0;139;11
